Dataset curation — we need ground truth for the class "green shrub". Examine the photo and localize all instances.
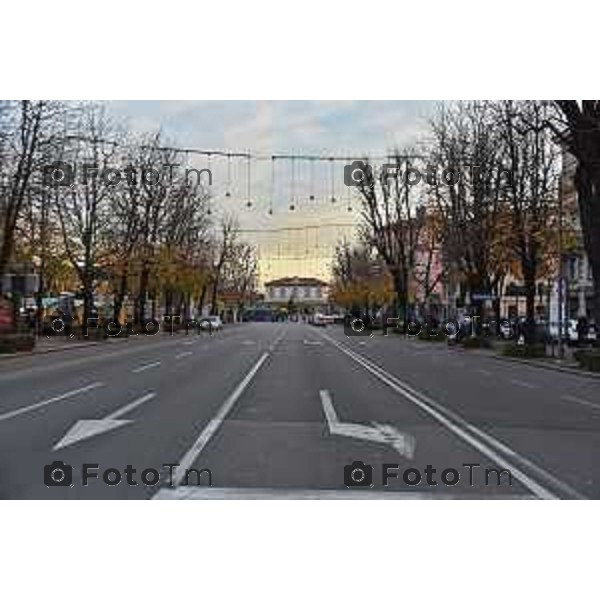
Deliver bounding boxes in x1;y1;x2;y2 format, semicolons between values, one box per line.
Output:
0;333;35;354
461;337;493;349
573;350;600;372
502;343;546;358
417;330;447;342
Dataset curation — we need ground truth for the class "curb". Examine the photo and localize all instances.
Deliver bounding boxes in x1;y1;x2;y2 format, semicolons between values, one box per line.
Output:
489;353;600;379
0;337;135;360
0;340;103;359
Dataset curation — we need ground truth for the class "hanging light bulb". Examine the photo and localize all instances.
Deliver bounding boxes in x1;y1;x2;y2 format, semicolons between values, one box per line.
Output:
289;156;297;211
246;155;252;209
225;153;232;197
308;158;316;201
329;157;336;203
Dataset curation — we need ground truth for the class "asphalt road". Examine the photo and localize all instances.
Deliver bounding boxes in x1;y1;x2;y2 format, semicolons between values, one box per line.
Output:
1;322;598;499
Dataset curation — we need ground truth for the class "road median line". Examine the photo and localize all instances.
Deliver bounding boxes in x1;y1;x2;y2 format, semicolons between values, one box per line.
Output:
166;351;271;488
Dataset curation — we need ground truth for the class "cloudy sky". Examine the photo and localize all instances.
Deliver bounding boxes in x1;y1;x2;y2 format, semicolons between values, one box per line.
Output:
107;101;435;284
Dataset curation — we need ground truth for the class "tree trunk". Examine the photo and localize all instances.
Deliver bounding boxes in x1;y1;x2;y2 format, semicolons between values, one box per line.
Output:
210;276;220;316
576;166;600;332
523;266;537;344
197;283;208;317
113;270;128;324
136;263;150;325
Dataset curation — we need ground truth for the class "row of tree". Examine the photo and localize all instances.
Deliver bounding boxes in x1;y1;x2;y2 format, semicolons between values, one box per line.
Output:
332;101;598;343
0;101;257;328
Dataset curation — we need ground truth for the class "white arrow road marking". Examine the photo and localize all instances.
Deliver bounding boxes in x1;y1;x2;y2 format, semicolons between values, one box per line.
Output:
53;392;156;451
318;332;581;499
320;390;416;459
0;382;104;423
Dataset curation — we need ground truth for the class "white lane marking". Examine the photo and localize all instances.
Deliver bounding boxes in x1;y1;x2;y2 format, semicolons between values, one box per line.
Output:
320;390;415;459
175;351;192;360
509;378;538;389
53;392;156;450
169;352;270;486
478;369;493;377
131;361;161;373
303;340;323;346
561;394;600;409
182;340;194;346
465;424;584;499
242;340;256;346
268;329;287;352
0;382;104;423
154;486;533;499
320;332;568;500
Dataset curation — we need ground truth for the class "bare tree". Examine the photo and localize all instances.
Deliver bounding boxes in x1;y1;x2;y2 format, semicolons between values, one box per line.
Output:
429;101;509;327
497;101;560;343
53;104;120;327
0;101;59;294
209;216;238;315
356;151;428;322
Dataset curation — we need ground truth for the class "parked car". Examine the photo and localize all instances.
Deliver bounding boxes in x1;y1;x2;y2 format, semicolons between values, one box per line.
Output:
200;315;223;331
310;313;328;327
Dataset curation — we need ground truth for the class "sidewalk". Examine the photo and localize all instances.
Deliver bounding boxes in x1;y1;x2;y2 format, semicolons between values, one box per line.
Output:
0;333;133;359
451;343;600;380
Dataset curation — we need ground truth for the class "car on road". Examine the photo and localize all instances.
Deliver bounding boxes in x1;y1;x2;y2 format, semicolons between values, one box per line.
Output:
200;315;223;331
309;313;331;327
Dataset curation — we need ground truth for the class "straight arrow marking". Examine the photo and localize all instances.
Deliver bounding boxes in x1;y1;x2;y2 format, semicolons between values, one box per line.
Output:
320;390;415;459
53;392;156;451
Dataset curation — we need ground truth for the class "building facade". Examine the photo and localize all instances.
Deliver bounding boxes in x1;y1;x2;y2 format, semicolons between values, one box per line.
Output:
562;151;595;319
264;277;329;313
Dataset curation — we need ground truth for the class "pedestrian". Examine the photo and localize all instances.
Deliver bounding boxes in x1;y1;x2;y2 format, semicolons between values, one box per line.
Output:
576;317;589;346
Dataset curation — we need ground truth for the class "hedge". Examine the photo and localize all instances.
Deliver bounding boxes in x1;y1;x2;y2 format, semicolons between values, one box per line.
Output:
573;350;600;372
502;343;546;359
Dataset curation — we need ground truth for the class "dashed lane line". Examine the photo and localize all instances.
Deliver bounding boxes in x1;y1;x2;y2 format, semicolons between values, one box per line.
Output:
0;382;104;422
